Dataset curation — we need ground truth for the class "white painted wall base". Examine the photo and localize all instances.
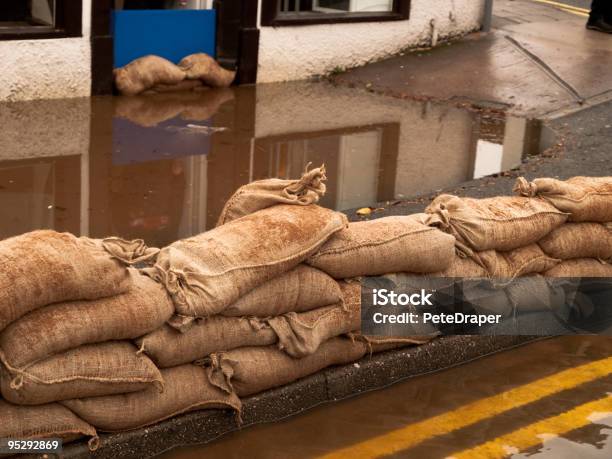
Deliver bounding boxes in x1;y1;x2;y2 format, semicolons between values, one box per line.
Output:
257;0;485;83
0;0;92;102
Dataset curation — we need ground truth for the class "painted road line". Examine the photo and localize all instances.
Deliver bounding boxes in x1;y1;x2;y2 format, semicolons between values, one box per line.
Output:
448;394;612;459
318;356;612;459
530;0;590;17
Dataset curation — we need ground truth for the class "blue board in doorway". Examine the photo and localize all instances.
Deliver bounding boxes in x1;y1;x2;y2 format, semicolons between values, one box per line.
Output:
112;9;216;68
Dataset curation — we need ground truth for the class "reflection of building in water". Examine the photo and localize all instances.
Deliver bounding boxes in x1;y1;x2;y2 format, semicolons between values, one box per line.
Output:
0;83;545;246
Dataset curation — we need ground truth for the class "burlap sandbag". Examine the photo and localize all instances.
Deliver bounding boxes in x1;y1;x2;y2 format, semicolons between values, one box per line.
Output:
137;293;355;367
202;337;368;397
514;176;612;222
145;204;347;319
1;342;163;405
113;55;185;96
544;258;612;277
143;79;204;94
268;300;360;358
425;194;568;253
308;214;455;279
0;270;173;369
0;230;135;332
538;223;612;262
221;264;341;317
178;53;236;88
0;400;99;448
62;364;241;432
476;244;560;279
216;166;327;226
136;317;277;368
348;333;434;353
429;255;488;277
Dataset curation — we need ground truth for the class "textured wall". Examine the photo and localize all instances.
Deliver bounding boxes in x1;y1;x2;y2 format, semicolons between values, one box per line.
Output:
257;0;485;83
0;0;92;102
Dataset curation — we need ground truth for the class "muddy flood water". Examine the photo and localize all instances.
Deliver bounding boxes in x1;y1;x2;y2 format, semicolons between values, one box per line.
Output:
1;82;609;459
0;81;544;247
160;337;612;459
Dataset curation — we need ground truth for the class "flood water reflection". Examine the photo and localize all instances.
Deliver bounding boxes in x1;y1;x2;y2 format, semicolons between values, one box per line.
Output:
0;82;544;247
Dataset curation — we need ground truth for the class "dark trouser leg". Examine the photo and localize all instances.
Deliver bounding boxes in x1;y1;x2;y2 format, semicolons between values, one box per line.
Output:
590;0;612;23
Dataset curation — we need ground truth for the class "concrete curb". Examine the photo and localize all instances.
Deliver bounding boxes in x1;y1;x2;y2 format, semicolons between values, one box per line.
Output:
60;335;540;459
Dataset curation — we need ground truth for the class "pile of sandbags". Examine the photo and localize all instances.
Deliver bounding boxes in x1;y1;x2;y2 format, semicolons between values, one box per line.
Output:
514;176;612;277
1;170;610;449
114;53;235;96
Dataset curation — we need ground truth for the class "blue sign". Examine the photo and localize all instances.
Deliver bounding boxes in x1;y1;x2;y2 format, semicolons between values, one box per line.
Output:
112;9;216;67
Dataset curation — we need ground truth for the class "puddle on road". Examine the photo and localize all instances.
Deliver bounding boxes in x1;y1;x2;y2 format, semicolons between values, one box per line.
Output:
159;336;612;459
0;82;545;248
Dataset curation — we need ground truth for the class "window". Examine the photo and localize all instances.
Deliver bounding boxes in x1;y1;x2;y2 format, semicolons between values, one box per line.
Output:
261;0;410;26
0;1;82;40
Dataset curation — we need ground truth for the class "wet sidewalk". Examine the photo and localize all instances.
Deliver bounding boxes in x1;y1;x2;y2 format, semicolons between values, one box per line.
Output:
333;0;612;118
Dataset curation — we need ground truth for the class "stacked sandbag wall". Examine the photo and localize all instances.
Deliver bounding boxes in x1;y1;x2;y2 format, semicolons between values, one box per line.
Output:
0;171;610;449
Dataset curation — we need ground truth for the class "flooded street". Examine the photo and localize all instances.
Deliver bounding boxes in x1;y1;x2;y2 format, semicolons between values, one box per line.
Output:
1;82;609;459
161;337;612;459
0;82;543;247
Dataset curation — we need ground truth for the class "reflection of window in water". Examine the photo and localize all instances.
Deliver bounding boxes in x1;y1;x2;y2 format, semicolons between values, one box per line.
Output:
0;1;55;28
254;128;389;211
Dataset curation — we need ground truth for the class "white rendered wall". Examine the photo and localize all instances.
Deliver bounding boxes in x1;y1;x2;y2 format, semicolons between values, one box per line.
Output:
257;0;485;83
0;0;92;102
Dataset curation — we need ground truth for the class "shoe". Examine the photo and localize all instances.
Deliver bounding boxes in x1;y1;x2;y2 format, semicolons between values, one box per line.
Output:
586;17;612;33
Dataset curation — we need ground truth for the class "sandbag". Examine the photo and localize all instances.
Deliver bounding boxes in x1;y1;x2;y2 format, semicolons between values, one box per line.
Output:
178;53;236;88
0;230;133;332
348;333;434;353
476;244;560;279
544;258;612;277
216;166;327;226
514;176;612;222
202;337;368;397
62;364;241;432
308;214;455;279
136;317;277;368
268;300;360;358
0;400;98;447
144;204;347;318
0;270;173;369
221;264;342;317
425;194;567;253
429;255;488;277
1;342;162;405
143;79;204;94
113;55;185;96
538;223;612;262
137;292;356;367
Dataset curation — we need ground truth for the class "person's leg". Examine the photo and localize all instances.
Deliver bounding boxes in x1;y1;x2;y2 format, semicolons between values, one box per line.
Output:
587;0;612;32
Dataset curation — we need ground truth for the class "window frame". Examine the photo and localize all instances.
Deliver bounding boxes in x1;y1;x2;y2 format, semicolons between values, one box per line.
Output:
260;0;410;26
0;1;82;41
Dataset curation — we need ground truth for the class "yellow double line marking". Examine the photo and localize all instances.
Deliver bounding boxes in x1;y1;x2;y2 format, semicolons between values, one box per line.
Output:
449;394;612;458
531;0;590;17
318;356;612;459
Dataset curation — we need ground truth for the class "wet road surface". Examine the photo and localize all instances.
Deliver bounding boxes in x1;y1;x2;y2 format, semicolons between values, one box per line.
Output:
161;336;612;459
0;83;543;248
